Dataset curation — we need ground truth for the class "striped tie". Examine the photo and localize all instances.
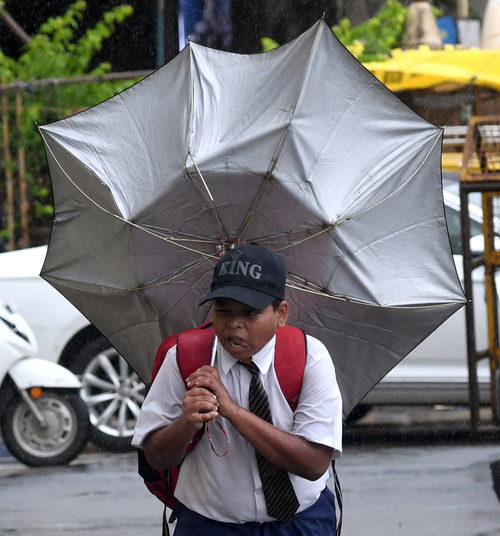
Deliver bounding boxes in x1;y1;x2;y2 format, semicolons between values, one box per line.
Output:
240;360;300;523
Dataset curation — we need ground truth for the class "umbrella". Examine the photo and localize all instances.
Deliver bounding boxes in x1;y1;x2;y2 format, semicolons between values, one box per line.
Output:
38;20;465;418
363;45;500;92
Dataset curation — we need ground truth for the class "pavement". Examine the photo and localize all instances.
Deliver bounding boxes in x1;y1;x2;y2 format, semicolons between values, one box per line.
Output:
2;404;500;477
0;438;112;477
356;404;494;427
343;404;500;451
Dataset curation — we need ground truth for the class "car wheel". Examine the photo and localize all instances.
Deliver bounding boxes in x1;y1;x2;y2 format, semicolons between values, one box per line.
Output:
69;337;145;452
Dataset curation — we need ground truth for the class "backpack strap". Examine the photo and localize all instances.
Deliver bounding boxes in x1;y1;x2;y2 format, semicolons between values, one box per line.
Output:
176;325;215;383
175;323;215;453
274;325;307;412
332;460;343;535
152;321;214;382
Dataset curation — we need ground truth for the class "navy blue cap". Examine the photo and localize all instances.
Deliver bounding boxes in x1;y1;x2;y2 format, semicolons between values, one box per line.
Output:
200;244;286;310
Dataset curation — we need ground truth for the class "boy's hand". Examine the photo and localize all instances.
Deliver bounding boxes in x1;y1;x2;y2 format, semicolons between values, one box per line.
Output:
182;381;219;429
186;365;239;420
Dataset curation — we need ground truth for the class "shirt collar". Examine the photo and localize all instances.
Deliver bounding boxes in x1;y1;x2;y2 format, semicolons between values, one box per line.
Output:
218;335;276;376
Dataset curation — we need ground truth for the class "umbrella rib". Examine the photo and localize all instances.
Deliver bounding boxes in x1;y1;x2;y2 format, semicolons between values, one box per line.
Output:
286;278;464;309
335;132;442;225
139;224;221;244
39;130;221;261
184;151;231;239
265;225;336;250
236;22;325;241
186;46;231;241
188;152;214;201
128;257;212;291
236;169;274;239
188;45;196;155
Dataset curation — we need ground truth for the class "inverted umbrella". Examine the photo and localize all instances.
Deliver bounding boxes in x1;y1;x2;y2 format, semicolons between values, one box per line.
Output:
39;20;465;418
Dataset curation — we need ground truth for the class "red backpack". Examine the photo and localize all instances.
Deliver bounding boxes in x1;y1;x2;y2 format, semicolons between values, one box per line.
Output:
137;322;307;516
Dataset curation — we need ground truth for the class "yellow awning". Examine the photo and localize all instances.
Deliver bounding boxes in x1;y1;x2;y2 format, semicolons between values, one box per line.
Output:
363;45;500;92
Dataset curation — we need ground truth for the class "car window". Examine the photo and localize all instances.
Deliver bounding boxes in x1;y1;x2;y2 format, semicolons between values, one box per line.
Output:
445;204;483;255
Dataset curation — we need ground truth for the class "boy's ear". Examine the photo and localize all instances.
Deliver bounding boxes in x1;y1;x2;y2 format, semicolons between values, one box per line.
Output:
276;300;288;328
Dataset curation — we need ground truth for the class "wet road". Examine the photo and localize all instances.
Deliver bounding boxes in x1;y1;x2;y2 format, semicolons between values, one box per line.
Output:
1;406;500;536
340;443;500;536
0;451;163;535
342;405;500;536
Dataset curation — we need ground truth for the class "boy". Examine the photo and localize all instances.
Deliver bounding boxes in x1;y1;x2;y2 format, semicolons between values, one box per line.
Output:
132;244;342;535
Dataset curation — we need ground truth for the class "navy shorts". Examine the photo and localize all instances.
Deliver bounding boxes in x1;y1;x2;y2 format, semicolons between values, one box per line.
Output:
170;487;337;536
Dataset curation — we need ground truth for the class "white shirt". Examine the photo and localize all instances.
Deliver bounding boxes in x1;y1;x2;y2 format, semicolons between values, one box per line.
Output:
132;333;342;523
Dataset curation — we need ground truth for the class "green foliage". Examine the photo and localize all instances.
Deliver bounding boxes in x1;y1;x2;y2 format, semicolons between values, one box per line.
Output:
0;1;135;243
4;1;133;80
261;1;442;63
261;37;280;53
334;0;443;62
332;0;409;62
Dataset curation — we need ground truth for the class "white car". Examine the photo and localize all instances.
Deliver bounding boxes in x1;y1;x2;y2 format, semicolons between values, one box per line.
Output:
361;178;492;411
0;182;492;441
0;248;144;451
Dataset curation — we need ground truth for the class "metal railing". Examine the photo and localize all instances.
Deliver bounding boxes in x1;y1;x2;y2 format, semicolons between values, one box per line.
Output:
459;115;500;432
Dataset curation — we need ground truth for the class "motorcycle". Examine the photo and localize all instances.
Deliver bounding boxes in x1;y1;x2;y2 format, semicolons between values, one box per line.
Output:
0;299;90;466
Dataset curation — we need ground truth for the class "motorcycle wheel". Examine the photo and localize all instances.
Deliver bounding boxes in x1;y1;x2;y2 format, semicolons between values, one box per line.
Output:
1;391;90;467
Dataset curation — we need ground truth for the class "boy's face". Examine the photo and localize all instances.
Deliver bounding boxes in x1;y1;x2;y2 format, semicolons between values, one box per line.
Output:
211;297;288;361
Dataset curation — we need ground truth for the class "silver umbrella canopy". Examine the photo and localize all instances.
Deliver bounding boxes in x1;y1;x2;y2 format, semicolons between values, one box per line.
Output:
38;20;465;418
